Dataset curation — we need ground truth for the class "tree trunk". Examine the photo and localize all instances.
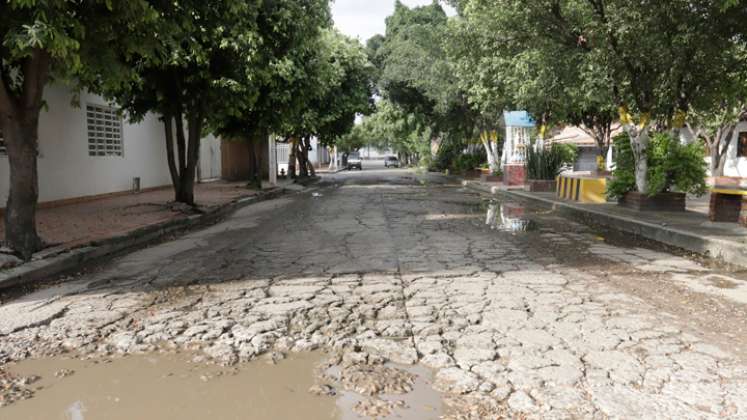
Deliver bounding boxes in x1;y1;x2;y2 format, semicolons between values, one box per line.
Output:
596;125;612;159
163;116;187;203
184;113;202;203
580;122;612;162
481;136;500;173
288;137;298;178
716;153;728;177
175;113;187;177
301;140;308;177
303;136;316;176
712;126;735;178
0;49;51;259
176;170;195;205
627;127;650;194
710;140;730;178
580;117;614;169
3;118;44;259
163;116;180;191
161;111;201;206
297;137;309;178
329;146;337;170
710;150;722;177
245;130;263;189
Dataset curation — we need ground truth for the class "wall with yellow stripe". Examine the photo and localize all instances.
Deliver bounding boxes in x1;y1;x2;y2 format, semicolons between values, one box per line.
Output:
556;175;607;204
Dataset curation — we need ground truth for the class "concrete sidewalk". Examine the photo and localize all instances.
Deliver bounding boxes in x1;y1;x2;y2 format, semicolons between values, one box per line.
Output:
0;179;307;289
464;180;747;268
0;181;262;250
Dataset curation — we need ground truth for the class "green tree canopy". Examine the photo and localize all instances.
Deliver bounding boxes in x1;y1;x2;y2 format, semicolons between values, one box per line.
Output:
371;1;483;168
277;28;374;178
348;99;432;165
0;0;158;258
453;0;744;193
292;29;375;148
209;0;332;184
105;1;265;205
450;0;617;156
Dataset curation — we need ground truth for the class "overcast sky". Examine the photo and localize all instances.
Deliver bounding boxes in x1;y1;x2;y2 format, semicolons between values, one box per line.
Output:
331;0;456;43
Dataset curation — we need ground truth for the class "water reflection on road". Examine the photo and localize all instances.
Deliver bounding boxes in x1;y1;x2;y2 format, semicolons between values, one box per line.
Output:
484;201;536;232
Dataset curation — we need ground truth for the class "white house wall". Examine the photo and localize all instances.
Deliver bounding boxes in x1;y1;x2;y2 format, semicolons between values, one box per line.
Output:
723;122;747;177
271;139;330;173
0;85;221;206
308;138;320;165
199;134;222;181
681;123;747;178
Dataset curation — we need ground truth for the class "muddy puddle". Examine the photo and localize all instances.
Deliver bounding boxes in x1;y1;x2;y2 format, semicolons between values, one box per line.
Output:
4;353;335;420
331;364;443;420
2;352;444;420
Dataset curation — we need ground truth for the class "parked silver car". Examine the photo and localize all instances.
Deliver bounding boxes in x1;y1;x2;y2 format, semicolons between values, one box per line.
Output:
384;156;400;168
347;153;362;170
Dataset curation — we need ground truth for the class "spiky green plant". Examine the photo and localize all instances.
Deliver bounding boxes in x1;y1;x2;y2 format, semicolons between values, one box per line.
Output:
526;144;577;180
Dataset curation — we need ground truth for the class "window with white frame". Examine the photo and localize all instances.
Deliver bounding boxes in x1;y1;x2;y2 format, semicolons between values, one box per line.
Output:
86;104;123;157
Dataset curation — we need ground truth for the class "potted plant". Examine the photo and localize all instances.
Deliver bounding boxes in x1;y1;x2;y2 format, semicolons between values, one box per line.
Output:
607;132;707;211
480;168;503;182
525;144;578;192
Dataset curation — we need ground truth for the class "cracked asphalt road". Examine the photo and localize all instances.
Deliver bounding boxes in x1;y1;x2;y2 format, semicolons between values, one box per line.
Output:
2;167;747;419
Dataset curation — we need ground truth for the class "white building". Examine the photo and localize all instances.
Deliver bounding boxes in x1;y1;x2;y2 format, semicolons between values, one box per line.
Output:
0;85;221;207
675;124;747;178
718;123;747;177
549;123;747;177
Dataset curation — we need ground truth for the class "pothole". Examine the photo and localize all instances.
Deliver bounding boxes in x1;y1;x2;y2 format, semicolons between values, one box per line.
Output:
3;352;335;419
3;350;447;420
318;354;444;420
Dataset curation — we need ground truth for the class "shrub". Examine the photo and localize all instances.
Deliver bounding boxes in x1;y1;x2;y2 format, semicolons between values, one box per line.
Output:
452;151;487;173
526;143;578;180
607;133;637;199
429;139;463;171
607;132;707;199
555;143;578;167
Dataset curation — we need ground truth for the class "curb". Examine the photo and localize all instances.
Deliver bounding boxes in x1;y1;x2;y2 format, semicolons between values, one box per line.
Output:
316;167;346;175
464;181;747;269
0;186;304;290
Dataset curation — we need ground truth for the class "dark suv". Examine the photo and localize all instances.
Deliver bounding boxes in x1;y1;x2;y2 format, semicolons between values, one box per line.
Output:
384;156;400;168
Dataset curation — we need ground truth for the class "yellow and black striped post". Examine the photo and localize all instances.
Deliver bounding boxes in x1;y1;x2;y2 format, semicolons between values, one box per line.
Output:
556;175;607;204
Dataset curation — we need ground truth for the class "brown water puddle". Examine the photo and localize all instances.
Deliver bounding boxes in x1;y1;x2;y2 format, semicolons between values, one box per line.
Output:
3;353;445;420
3;352;337;420
332;364;443;420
